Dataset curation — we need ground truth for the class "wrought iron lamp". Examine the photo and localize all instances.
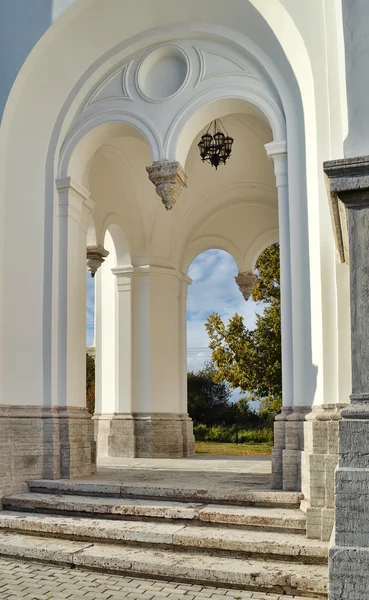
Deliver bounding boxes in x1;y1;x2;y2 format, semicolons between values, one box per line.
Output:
198;119;234;169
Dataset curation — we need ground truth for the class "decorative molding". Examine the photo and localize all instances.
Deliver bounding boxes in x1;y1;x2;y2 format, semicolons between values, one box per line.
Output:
84;62;132;108
86;244;109;277
135;45;191;104
324;155;369;264
146;160;188;210
194;47;253;87
235;271;258;301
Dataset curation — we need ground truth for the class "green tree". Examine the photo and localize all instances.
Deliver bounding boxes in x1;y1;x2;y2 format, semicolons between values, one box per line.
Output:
205;243;281;414
86;352;95;414
187;362;232;425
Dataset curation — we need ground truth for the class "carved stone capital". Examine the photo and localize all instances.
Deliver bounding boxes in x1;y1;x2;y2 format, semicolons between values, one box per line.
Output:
146;161;187;210
235;271;258;301
86;245;109;277
324;155;369;263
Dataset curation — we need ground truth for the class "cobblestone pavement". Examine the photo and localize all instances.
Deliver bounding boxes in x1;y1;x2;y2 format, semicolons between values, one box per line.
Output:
0;558;320;600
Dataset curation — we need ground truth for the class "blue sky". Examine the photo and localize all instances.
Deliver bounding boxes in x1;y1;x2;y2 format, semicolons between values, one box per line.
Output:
187;249;258;373
86;249;259;391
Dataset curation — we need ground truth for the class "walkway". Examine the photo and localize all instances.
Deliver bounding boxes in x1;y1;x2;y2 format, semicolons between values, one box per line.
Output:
86;455;273;497
0;557;319;600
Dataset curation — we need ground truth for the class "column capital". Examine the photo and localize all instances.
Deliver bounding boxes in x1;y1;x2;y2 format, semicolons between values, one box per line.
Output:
265;140;287;187
235;271;258;301
55;177;91;202
264;140;287;159
146;161;188;211
86;245;109;277
324;155;369;263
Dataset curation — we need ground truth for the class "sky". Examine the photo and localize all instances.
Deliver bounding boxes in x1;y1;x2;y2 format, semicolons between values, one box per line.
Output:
86;249;260;404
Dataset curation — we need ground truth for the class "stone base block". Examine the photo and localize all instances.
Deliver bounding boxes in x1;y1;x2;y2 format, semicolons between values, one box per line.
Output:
301;404;346;541
0;405;96;502
94;413;195;458
271;406;292;489
272;406;310;492
329;544;369;599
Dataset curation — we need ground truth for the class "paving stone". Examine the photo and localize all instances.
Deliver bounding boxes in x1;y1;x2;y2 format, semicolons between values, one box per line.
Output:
0;556;323;600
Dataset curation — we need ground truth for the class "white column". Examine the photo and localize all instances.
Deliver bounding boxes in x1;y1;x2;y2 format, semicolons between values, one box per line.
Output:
265;141;293;408
56;177;94;408
133;265;181;413
95;240;116;415
112;267;134;413
178;274;192;414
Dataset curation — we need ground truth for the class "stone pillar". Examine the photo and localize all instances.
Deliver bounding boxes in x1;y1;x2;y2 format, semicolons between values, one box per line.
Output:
301;404;346;541
324;156;369;598
265;141;296;489
55;177;96;477
94;265;194;458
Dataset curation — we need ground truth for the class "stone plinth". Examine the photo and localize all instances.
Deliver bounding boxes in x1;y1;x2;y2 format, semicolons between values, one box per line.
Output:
94;413;195;458
301;404;346;542
271;406;292;489
0;406;96;504
324;155;369;599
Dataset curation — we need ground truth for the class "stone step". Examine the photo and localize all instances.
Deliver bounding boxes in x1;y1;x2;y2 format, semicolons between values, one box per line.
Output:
0;531;328;597
3;494;306;532
0;511;327;563
28;479;302;507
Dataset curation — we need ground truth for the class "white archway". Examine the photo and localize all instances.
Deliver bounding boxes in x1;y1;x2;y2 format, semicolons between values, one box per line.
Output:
0;0;346;489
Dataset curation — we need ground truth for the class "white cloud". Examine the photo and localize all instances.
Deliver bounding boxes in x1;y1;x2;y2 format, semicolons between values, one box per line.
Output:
85;250;260;391
187;249;259;373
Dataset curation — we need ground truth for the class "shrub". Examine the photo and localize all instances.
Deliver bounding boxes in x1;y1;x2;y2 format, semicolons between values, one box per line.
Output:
193;423;273;444
193;423;208;440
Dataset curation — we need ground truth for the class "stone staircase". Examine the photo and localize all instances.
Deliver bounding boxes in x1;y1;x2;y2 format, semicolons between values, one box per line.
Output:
0;479;328;597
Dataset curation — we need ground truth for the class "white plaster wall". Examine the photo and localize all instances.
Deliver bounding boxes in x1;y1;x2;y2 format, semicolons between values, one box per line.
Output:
341;0;369;157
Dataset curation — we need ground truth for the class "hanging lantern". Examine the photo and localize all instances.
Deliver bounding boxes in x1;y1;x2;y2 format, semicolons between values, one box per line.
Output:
198;119;234;169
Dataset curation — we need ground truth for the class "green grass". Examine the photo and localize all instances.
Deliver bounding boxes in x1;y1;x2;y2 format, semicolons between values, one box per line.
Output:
195;440;273;456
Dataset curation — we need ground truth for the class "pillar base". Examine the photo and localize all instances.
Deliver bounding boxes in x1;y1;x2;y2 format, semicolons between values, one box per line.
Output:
300;404;346;541
329;414;369;597
94;413;195;458
272;406;292;489
0;405;96;501
273;406;311;492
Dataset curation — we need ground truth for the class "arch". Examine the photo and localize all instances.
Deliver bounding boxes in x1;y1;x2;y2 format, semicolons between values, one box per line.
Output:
168;90;285;166
0;0;334;426
101;216;132;266
182;235;243;275
245;228;280;271
59;114;160;180
177;185;278;273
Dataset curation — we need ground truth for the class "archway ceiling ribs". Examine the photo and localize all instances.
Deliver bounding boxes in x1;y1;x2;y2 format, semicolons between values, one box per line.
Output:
61;37;285;188
176;183;278;273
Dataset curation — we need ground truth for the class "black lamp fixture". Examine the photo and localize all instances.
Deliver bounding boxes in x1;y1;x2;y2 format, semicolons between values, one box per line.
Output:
198;119;234;169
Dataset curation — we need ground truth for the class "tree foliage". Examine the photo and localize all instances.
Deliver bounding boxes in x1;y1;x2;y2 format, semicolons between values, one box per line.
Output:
205;243;281;414
86;352;95;414
187;362;231;425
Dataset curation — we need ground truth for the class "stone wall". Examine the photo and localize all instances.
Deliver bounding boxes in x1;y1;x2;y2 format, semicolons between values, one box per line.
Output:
272;404;344;541
0;405;96;506
94;413;195;458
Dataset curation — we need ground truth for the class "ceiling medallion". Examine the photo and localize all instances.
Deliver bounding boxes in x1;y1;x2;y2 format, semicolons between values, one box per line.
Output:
198;119;234;169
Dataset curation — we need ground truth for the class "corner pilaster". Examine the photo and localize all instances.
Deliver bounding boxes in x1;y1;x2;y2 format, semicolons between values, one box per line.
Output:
324;155;369;598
